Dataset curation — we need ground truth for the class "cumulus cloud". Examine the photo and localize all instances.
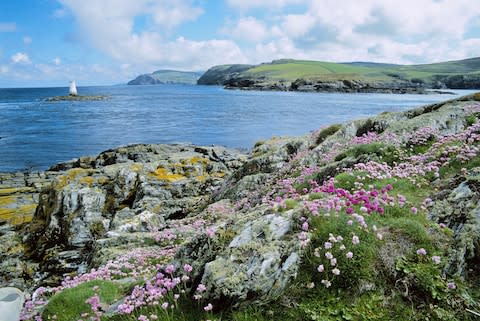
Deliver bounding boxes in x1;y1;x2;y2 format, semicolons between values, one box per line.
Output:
0;22;16;32
247;0;480;64
11;52;31;64
224;16;269;42
59;0;245;70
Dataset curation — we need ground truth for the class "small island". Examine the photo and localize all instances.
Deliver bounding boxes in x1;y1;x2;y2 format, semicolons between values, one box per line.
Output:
45;95;108;102
45;81;108;101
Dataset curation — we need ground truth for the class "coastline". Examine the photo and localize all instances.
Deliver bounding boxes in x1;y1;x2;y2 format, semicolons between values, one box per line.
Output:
2;92;480;320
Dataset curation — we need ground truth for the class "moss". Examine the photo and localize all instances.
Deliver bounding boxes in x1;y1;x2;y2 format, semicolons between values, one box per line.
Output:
334;142;401;164
473;92;480;101
89;220;106;239
313;124;342;147
42;280;126;321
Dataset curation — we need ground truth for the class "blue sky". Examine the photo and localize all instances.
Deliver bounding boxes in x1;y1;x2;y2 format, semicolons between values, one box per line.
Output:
1;0;480;87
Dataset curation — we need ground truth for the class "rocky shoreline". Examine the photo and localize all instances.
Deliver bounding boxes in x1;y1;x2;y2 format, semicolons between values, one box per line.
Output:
3;93;480;320
222;77;457;94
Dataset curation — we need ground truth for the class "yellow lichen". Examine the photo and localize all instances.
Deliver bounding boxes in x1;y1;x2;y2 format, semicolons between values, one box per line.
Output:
211;171;226;178
0;195;15;207
148;167;186;182
0;187;35;196
188;156;210;165
0;203;36;225
196;175;207;182
130;163;144;172
97;176;109;185
54;168;92;190
79;176;95;186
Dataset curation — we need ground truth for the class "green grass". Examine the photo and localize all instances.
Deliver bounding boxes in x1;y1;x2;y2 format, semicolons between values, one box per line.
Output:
42;280;129;321
207;57;480;86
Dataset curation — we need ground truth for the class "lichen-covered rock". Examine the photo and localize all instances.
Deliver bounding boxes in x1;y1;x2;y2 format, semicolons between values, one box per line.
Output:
21;144;247;285
428;174;480;276
177;204;303;305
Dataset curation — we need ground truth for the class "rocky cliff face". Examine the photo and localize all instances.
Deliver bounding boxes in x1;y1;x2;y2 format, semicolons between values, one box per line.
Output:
4;94;480;320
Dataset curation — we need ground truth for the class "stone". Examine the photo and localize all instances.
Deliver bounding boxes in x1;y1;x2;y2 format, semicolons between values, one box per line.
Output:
0;287;24;321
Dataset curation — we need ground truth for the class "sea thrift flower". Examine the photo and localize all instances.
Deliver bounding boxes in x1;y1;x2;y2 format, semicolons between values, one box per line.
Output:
161;302;169;309
376;233;383;240
332;268;340;276
352;235;360;245
411;207;418;214
330;258;337;266
183;264;193;273
346;252;353;259
138;315;149;321
206;227;216;238
197;284;207;293
339;244;346;251
302;222;309;231
317;265;324;272
204;303;213;311
165;265;175;274
325;252;333;260
416;248;427;256
306;282;315;289
432;256;441;264
324;242;333;249
321;279;332;288
447;282;456;290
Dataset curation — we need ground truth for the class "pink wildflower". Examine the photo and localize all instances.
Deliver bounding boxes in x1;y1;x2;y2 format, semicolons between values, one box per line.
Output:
204;303;213;312
432;256;441;264
352;235;360;245
346;252;353;259
183;264;193;273
317;264;324;272
332;268;340;276
447;282;456;290
416;248;427;256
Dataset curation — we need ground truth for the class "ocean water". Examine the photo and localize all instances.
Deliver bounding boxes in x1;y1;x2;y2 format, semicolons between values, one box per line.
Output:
0;85;476;172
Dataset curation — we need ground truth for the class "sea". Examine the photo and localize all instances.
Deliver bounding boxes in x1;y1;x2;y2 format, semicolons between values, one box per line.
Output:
0;85;476;173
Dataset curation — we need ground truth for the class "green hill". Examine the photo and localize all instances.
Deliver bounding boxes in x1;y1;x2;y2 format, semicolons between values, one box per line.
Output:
198;57;480;92
128;70;202;85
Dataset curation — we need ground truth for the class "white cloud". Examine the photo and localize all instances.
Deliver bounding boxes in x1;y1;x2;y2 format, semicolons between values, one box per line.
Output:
11;52;31;64
23;36;32;44
227;0;306;10
53;57;61;65
0;22;16;32
241;0;480;64
59;0;246;70
224;16;269;42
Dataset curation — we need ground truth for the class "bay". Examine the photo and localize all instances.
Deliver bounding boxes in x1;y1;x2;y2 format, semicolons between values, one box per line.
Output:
0;85;476;172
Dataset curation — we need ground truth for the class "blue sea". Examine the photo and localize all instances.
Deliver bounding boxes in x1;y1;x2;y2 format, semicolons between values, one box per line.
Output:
0;85;476;172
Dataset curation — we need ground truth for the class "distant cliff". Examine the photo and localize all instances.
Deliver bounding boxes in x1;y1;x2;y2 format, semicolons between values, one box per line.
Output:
128;70;202;85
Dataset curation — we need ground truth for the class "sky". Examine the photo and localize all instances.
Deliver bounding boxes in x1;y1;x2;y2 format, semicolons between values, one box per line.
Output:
1;0;480;87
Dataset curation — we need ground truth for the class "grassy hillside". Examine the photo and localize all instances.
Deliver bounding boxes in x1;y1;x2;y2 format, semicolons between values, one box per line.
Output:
198;57;480;89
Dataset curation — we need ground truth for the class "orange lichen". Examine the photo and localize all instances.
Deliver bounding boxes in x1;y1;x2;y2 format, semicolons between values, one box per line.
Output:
149;167;186;182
